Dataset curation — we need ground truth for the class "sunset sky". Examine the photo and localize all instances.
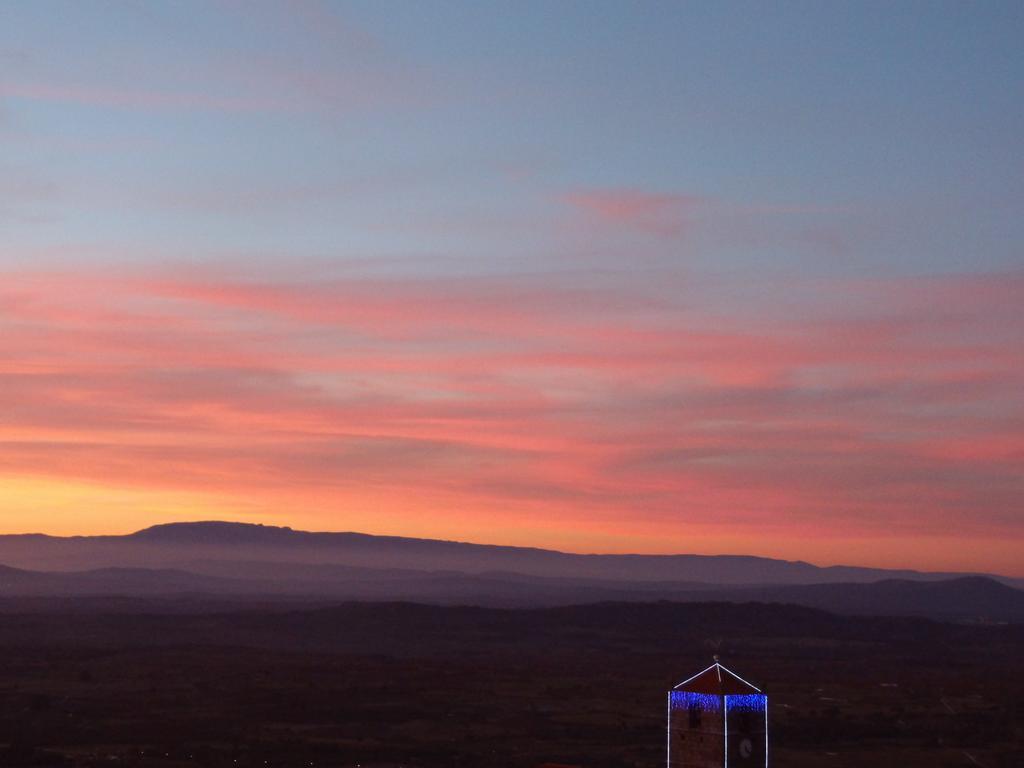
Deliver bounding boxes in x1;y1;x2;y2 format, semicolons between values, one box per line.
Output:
2;1;1022;575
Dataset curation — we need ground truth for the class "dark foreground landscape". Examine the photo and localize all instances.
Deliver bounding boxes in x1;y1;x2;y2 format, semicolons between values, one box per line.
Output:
0;599;1020;768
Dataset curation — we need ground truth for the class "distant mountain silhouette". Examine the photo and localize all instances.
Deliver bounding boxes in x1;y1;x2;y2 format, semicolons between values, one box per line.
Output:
0;549;1022;621
2;522;1017;593
707;576;1024;621
0;562;253;596
130;521;311;545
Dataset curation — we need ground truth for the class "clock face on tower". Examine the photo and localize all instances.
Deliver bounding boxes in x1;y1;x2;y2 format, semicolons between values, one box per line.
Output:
727;704;766;766
739;737;753;759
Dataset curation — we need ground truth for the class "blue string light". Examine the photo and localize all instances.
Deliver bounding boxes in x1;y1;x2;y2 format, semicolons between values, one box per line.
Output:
669;691;722;711
725;694;768;712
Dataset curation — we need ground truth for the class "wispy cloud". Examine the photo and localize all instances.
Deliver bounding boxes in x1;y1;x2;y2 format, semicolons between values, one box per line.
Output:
0;2;434;117
1;264;1021;570
0;167;60;222
563;188;699;237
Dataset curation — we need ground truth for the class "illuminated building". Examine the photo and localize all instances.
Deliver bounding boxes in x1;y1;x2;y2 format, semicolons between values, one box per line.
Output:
667;658;767;767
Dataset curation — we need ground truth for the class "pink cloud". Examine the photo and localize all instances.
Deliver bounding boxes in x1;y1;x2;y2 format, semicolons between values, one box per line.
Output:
1;8;434;118
0;265;1021;573
562;189;700;236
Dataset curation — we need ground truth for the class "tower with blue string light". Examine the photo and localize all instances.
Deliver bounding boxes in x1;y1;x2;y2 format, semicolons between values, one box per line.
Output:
667;657;767;768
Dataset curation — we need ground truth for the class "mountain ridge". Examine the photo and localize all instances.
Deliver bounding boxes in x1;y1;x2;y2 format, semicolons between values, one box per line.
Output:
0;558;1021;621
1;521;1020;588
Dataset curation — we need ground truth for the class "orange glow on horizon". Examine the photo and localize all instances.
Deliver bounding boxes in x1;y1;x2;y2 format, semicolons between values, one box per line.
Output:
3;474;1022;577
1;266;1022;577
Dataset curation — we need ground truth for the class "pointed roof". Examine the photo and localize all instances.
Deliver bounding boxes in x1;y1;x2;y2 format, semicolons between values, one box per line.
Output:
672;662;762;695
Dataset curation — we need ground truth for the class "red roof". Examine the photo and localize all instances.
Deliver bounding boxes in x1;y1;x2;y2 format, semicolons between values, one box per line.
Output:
673;662;761;695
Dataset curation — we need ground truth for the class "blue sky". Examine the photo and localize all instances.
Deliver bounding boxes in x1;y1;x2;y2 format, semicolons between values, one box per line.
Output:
3;1;1022;273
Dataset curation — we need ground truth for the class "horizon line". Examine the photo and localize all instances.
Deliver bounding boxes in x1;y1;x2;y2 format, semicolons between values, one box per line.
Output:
1;518;1020;580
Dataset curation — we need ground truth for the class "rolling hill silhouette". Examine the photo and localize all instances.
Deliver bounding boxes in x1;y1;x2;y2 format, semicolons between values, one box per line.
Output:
0;524;1022;621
